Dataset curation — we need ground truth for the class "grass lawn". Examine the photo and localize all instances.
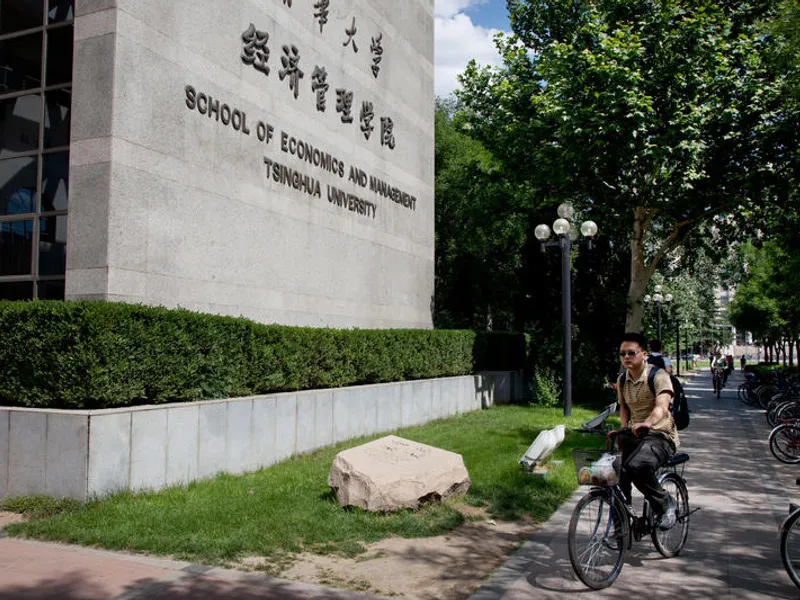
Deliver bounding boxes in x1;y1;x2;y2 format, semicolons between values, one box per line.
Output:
4;403;613;566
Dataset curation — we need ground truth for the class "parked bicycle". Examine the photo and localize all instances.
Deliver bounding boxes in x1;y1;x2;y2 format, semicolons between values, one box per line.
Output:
568;429;693;589
780;478;800;588
767;398;800;428
770;420;800;464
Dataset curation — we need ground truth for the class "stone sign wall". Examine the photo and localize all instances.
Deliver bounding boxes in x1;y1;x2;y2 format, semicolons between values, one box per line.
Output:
66;0;434;328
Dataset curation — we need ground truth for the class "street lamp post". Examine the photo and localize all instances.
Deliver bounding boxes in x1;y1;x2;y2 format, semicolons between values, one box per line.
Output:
685;320;691;372
534;202;598;417
643;286;672;345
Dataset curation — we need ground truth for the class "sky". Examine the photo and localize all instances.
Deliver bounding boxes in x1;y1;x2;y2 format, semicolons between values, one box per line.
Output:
435;0;511;98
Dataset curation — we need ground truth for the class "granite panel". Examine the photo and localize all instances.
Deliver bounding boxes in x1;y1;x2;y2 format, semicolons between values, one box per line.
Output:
252;397;277;469
275;395;297;462
313;391;334;450
295;393;317;455
226;400;253;475
45;414;89;500
8;412;47;497
130;409;167;492
87;412;131;497
165;405;199;486
375;383;402;434
197;402;226;479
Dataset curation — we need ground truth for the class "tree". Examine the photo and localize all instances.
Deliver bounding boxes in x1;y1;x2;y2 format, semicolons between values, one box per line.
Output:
455;0;799;331
729;210;800;364
433;100;528;329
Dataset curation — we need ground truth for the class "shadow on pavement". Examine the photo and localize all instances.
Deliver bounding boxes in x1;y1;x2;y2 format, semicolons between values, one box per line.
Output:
0;571;379;600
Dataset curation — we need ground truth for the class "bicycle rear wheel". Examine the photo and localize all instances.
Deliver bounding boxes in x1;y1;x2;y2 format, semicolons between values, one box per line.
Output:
651;473;690;557
776;402;800;424
781;508;800;588
568;489;628;589
769;400;795;428
770;423;800;464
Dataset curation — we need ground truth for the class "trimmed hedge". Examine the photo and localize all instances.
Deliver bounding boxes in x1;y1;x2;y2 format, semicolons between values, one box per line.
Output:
0;301;528;410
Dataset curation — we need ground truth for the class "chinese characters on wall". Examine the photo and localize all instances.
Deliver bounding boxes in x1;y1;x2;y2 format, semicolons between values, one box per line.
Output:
184;2;416;225
239;1;396;150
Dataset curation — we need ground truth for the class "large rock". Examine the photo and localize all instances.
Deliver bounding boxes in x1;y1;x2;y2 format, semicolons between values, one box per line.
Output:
328;435;471;512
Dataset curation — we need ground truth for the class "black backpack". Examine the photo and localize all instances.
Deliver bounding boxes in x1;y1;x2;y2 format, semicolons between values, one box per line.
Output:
647;353;667;370
618;367;690;431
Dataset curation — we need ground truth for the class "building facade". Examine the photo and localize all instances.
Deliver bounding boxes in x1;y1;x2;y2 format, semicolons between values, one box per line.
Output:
0;0;435;328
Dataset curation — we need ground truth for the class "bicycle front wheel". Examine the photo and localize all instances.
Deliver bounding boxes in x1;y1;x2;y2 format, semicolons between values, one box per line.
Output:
770;423;800;464
651;473;690;557
568;489;629;589
781;508;800;588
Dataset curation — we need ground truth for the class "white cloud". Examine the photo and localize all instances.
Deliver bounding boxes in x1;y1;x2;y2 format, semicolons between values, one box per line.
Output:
435;12;506;98
435;0;487;19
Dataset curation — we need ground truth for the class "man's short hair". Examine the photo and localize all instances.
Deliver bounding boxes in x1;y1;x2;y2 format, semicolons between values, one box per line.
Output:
620;332;648;350
649;339;662;352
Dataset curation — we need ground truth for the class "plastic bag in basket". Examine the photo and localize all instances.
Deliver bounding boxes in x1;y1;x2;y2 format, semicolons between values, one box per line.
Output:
588;452;619;486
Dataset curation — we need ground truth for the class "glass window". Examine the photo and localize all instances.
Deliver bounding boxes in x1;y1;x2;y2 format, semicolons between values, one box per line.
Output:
0;93;41;153
48;0;73;24
41;152;68;211
37;278;63;299
44;87;69;147
0;33;43;94
1;1;71;303
0;280;32;300
45;25;71;86
0;156;37;215
0;218;33;275
0;0;44;36
38;214;66;275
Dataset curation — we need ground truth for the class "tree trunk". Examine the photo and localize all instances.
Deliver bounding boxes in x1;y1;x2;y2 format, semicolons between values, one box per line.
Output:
625;207;652;332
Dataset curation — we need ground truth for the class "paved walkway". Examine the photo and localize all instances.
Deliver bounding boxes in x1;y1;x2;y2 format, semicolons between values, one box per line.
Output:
1;369;798;599
0;536;391;599
469;368;800;599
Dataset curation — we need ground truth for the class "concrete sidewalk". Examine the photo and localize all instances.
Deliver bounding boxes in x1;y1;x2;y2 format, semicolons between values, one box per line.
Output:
469;369;800;599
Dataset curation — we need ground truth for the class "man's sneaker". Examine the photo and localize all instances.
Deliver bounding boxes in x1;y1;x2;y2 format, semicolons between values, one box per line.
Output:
658;497;678;531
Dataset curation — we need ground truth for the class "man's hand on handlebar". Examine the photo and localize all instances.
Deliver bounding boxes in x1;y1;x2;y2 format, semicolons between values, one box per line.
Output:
632;423;650;437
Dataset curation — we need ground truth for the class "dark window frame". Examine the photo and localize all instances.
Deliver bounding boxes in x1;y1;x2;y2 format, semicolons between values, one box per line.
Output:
0;0;73;299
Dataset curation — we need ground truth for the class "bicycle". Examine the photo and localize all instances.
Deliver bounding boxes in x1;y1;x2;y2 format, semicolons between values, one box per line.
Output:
769;420;800;464
712;367;727;399
780;478;800;588
568;429;692;589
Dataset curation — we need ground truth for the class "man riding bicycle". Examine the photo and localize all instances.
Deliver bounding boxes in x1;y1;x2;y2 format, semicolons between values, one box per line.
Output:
617;333;679;530
712;350;727;390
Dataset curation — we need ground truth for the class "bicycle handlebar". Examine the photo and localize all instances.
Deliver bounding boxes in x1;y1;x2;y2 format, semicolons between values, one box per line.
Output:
606;426;650;450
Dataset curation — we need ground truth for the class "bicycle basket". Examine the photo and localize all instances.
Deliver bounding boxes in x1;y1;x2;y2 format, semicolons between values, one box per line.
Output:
572;448;621;486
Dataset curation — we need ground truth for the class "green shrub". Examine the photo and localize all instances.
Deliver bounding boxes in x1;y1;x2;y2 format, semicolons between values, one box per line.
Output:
531;366;561;407
0;301;528;410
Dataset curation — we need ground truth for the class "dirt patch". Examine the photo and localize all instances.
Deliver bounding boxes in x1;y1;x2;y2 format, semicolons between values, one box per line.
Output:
0;511;26;530
236;507;534;599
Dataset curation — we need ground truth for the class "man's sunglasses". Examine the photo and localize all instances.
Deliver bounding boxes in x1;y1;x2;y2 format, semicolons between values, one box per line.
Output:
619;350;641;357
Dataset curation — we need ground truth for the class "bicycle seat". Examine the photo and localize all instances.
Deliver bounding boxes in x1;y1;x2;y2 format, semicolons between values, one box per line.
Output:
668;453;690;466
